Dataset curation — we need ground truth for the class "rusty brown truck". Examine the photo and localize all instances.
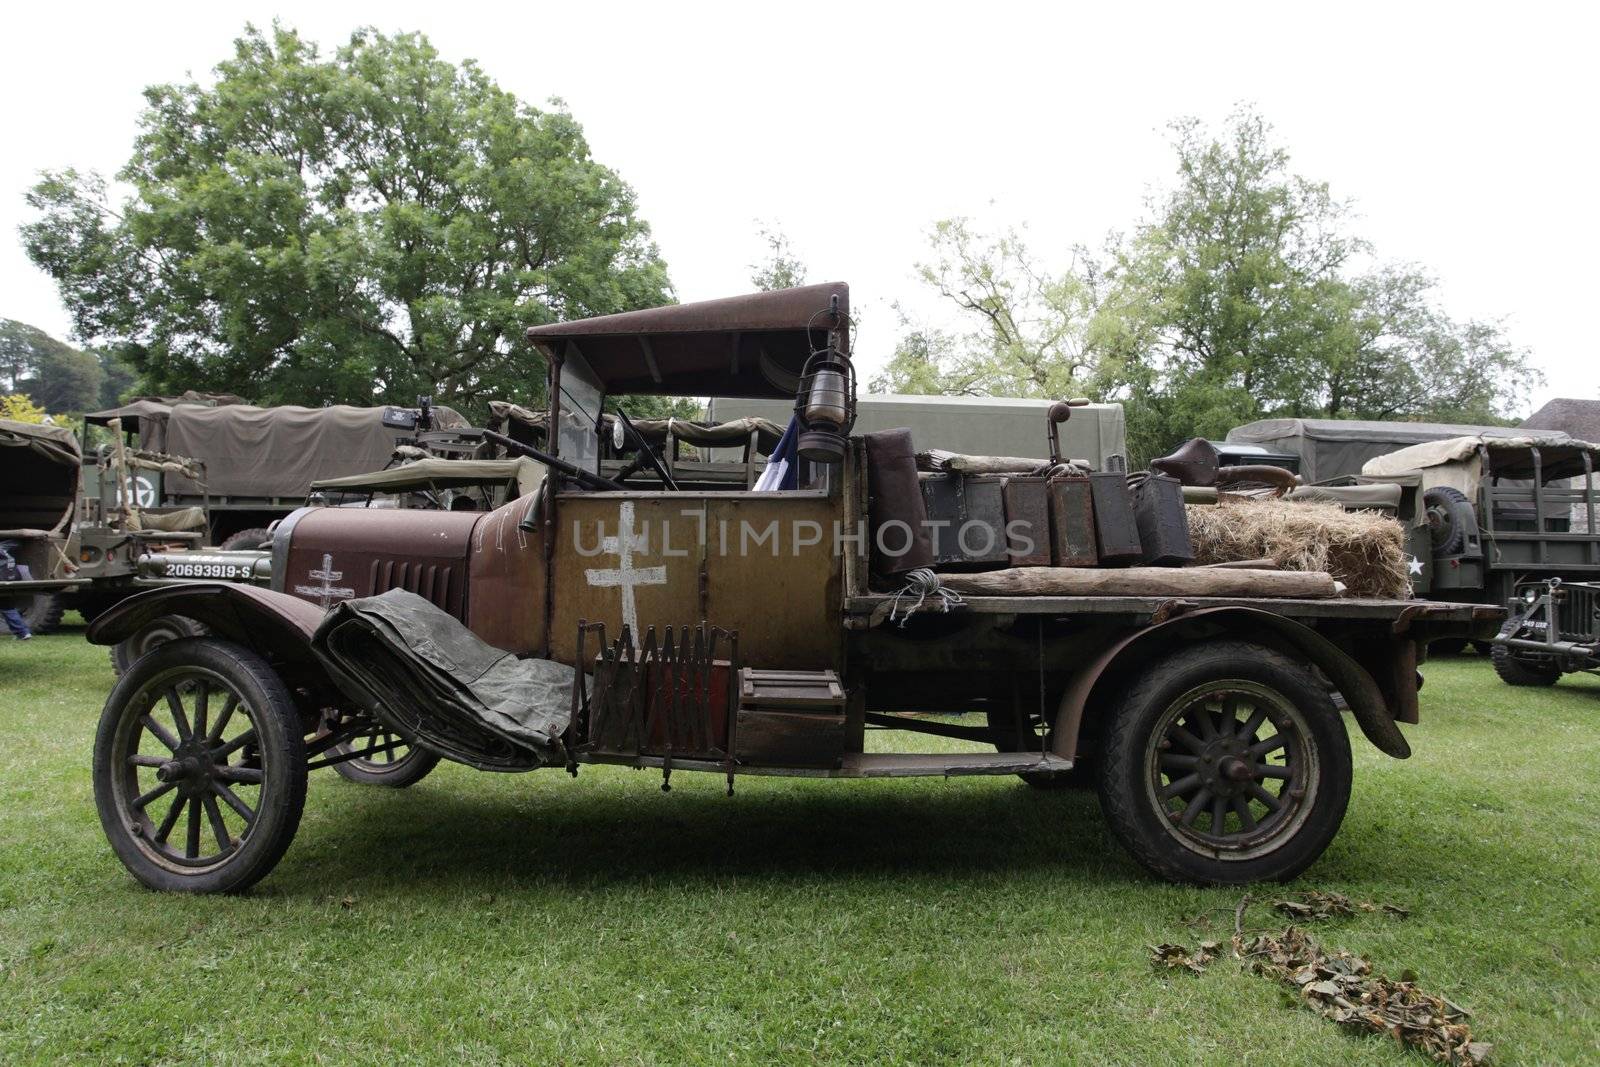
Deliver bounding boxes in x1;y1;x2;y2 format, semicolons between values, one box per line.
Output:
83;283;1500;893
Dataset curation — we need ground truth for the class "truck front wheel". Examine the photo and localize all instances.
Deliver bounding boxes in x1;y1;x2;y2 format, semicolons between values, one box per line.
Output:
1097;641;1352;885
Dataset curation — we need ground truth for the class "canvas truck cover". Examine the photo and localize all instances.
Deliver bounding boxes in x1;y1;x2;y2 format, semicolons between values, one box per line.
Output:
1360;433;1600;503
0;418;81;535
708;393;1129;472
1225;418;1544;483
86;402;467;498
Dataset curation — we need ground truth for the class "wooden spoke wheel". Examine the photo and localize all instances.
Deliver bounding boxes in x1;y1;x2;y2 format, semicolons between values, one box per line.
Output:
1144;680;1316;858
1097;641;1351;885
93;638;306;893
329;725;441;788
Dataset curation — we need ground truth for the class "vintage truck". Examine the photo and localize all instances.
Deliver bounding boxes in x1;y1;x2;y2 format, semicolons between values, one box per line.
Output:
84;283;1500;894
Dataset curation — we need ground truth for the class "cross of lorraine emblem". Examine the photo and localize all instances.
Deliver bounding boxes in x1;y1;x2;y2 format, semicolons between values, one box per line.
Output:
293;552;356;608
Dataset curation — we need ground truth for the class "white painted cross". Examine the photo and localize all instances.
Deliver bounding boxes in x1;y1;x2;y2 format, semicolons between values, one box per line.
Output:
584;501;667;634
293;552;356;608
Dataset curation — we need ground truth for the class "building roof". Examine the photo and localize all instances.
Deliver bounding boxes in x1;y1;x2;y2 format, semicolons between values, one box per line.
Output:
1521;398;1600;443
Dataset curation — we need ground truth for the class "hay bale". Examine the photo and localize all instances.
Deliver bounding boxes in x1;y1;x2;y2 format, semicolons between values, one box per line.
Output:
1185;498;1411;600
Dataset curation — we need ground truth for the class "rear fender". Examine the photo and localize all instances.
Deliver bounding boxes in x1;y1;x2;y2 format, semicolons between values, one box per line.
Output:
86;584;337;713
1051;606;1412;761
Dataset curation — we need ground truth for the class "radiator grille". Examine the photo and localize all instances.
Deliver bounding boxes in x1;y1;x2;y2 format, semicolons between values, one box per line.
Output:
369;559;458;616
1557;583;1600;641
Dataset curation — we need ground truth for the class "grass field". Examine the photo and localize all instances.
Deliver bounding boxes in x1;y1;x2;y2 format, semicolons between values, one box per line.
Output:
1;620;1597;1065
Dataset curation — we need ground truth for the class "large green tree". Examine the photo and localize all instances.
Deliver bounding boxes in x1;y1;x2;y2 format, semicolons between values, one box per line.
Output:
886;109;1539;463
21;24;671;417
1099;109;1538;460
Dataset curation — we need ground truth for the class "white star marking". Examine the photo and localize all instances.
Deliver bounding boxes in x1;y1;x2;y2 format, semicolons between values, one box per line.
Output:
1406;555;1424;576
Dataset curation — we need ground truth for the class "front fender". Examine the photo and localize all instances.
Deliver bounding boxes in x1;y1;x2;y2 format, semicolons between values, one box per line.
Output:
1051;606;1412;761
87;583;326;672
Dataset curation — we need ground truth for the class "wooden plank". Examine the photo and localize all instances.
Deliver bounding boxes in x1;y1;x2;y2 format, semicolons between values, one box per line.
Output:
842;593;1487;621
937;566;1337;599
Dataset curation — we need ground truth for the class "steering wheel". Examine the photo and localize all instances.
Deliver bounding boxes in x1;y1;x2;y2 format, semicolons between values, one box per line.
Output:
613;410;679;490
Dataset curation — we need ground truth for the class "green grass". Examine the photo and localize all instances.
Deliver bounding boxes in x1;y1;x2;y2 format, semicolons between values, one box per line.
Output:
1;621;1597;1065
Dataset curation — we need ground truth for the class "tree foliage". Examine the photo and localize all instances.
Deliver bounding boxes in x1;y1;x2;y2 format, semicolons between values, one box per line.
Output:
749;224;807;292
0;392;50;423
1101;109;1537;460
20;24;671;419
888;109;1539;463
873;220;1102;398
0;318;130;413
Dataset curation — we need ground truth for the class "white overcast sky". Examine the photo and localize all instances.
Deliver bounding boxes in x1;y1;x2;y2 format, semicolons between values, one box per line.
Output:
2;0;1594;414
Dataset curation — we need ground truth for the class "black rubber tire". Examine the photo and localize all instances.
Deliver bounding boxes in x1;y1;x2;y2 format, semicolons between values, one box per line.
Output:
1096;640;1353;885
18;591;65;634
1423;486;1473;555
110;615;209;676
1428;637;1468;655
330;729;442;788
218;527;273;551
1490;643;1560;686
985;707;1088;789
92;637;308;894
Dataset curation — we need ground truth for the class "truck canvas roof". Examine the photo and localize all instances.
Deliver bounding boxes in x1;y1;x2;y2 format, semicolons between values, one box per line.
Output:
525;282;849;398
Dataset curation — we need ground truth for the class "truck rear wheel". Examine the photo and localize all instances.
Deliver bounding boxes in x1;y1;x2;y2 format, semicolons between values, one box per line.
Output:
111;615;209;676
92;638;307;894
1490;643;1560;686
218;527;273;551
1096;641;1352;885
19;591;65;634
330;726;442;788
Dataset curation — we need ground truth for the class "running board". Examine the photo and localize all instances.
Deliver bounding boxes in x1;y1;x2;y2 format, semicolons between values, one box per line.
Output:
837;752;1074;778
575;751;1074;779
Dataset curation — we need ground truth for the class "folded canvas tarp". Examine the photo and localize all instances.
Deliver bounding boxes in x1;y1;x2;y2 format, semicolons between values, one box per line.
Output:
1360;434;1600;501
312;589;573;772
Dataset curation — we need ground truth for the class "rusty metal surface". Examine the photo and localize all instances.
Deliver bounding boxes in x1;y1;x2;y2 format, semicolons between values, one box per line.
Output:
281;507;482;617
1047;606;1413;762
466;494;546;654
1001;476;1052;566
525;283;849;398
549;492;842;671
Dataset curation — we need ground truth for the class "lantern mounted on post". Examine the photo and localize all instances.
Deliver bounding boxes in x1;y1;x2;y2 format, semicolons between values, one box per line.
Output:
794;294;857;464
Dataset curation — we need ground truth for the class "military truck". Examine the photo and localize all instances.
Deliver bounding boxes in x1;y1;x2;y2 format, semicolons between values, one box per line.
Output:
1358;434;1600;676
82;398;470;547
83;282;1498;895
709;392;1128;473
0;418;83;632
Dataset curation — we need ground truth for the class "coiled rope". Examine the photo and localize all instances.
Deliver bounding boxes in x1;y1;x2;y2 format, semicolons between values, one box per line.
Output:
888;568;964;626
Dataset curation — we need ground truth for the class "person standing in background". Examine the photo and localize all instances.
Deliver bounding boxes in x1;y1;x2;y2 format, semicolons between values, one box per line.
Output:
1;541;35;641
